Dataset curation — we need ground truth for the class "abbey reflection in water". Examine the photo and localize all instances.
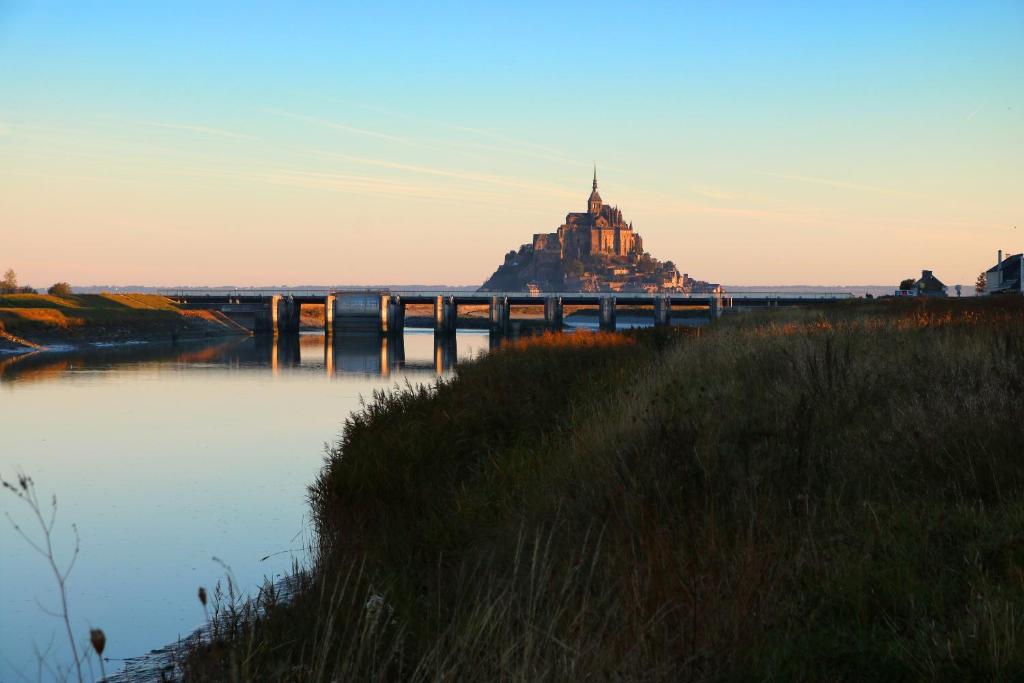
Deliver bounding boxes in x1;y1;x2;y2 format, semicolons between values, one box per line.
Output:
0;332;485;384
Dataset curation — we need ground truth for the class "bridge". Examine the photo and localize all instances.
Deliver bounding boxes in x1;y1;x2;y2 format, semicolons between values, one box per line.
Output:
160;288;856;336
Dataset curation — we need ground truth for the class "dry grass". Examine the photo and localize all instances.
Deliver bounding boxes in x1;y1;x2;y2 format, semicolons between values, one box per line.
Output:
184;296;1024;681
0;308;86;329
0;293;246;347
505;329;637;350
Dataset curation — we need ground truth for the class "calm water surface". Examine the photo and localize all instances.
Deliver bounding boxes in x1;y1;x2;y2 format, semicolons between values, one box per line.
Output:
0;330;490;680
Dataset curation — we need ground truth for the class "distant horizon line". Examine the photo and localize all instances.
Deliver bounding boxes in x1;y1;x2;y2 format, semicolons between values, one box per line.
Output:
59;283;913;292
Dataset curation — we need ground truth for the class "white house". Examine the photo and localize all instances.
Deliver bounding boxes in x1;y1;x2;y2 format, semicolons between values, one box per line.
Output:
984;250;1023;295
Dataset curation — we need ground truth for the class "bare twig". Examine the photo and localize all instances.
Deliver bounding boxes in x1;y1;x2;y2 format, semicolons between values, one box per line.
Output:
2;473;84;683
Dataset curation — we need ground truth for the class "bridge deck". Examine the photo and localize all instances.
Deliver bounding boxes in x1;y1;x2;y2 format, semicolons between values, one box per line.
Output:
160;289;856;306
158;288;857;336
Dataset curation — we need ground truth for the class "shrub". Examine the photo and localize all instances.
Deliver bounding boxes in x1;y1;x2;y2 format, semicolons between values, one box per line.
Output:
48;282;73;296
0;268;17;294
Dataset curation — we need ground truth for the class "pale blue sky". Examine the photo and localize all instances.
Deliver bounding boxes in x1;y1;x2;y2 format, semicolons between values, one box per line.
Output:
1;1;1021;286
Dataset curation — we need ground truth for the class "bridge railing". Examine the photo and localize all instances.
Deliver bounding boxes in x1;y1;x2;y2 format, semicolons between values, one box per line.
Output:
431;291;857;301
156;288;857;301
157;288;338;298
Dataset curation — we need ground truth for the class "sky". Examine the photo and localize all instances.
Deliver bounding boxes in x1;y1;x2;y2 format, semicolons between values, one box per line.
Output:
0;1;1021;288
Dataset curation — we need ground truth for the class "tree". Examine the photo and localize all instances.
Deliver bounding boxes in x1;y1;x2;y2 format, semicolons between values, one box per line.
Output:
0;268;17;294
638;253;656;274
564;259;585;278
48;282;73;296
975;271;987;294
898;278;915;291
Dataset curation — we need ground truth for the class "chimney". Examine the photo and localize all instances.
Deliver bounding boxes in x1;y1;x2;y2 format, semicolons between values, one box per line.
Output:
998;249;1003;266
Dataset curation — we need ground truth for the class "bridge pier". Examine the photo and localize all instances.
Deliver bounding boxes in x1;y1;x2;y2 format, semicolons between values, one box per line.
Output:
544;296;563;330
277;296;301;334
489;295;510;335
221;297;280;335
324;294;335;335
599;297;616;332
710;293;724;320
253;295;280;335
333;292;390;335
434;295;457;334
653;296;672;327
381;295;404;336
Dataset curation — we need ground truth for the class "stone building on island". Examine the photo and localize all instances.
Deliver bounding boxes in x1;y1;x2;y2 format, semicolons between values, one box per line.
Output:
480;169;718;294
557;168;642;261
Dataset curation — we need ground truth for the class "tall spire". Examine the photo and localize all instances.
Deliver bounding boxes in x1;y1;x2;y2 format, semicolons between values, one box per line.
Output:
588;163;603;215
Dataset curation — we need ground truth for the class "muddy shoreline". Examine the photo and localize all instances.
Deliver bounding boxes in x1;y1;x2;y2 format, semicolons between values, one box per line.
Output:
0;330;248;356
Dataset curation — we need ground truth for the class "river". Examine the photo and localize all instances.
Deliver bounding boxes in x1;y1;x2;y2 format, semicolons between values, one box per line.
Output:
0;330;491;680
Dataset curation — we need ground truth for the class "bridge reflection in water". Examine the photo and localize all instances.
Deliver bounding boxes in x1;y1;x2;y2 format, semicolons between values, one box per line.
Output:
266;331;474;376
0;331;489;385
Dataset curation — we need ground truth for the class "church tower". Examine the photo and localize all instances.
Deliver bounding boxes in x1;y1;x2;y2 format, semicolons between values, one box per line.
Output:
588;166;603;216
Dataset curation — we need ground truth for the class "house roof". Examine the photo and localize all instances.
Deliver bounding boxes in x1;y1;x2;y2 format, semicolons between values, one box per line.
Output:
986;253;1023;274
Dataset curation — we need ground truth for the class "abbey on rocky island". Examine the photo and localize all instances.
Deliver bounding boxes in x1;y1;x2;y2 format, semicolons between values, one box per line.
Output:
479;169;719;294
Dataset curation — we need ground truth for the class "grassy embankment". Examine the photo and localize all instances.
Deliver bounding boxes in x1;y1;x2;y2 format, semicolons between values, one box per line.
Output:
0;293;247;351
187;297;1024;680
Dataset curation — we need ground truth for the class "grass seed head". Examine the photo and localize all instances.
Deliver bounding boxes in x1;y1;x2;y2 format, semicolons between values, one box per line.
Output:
90;628;106;656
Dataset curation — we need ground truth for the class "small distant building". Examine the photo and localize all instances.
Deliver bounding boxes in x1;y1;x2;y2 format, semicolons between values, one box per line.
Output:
897;270;947;297
984;250;1023;295
915;270;948;297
